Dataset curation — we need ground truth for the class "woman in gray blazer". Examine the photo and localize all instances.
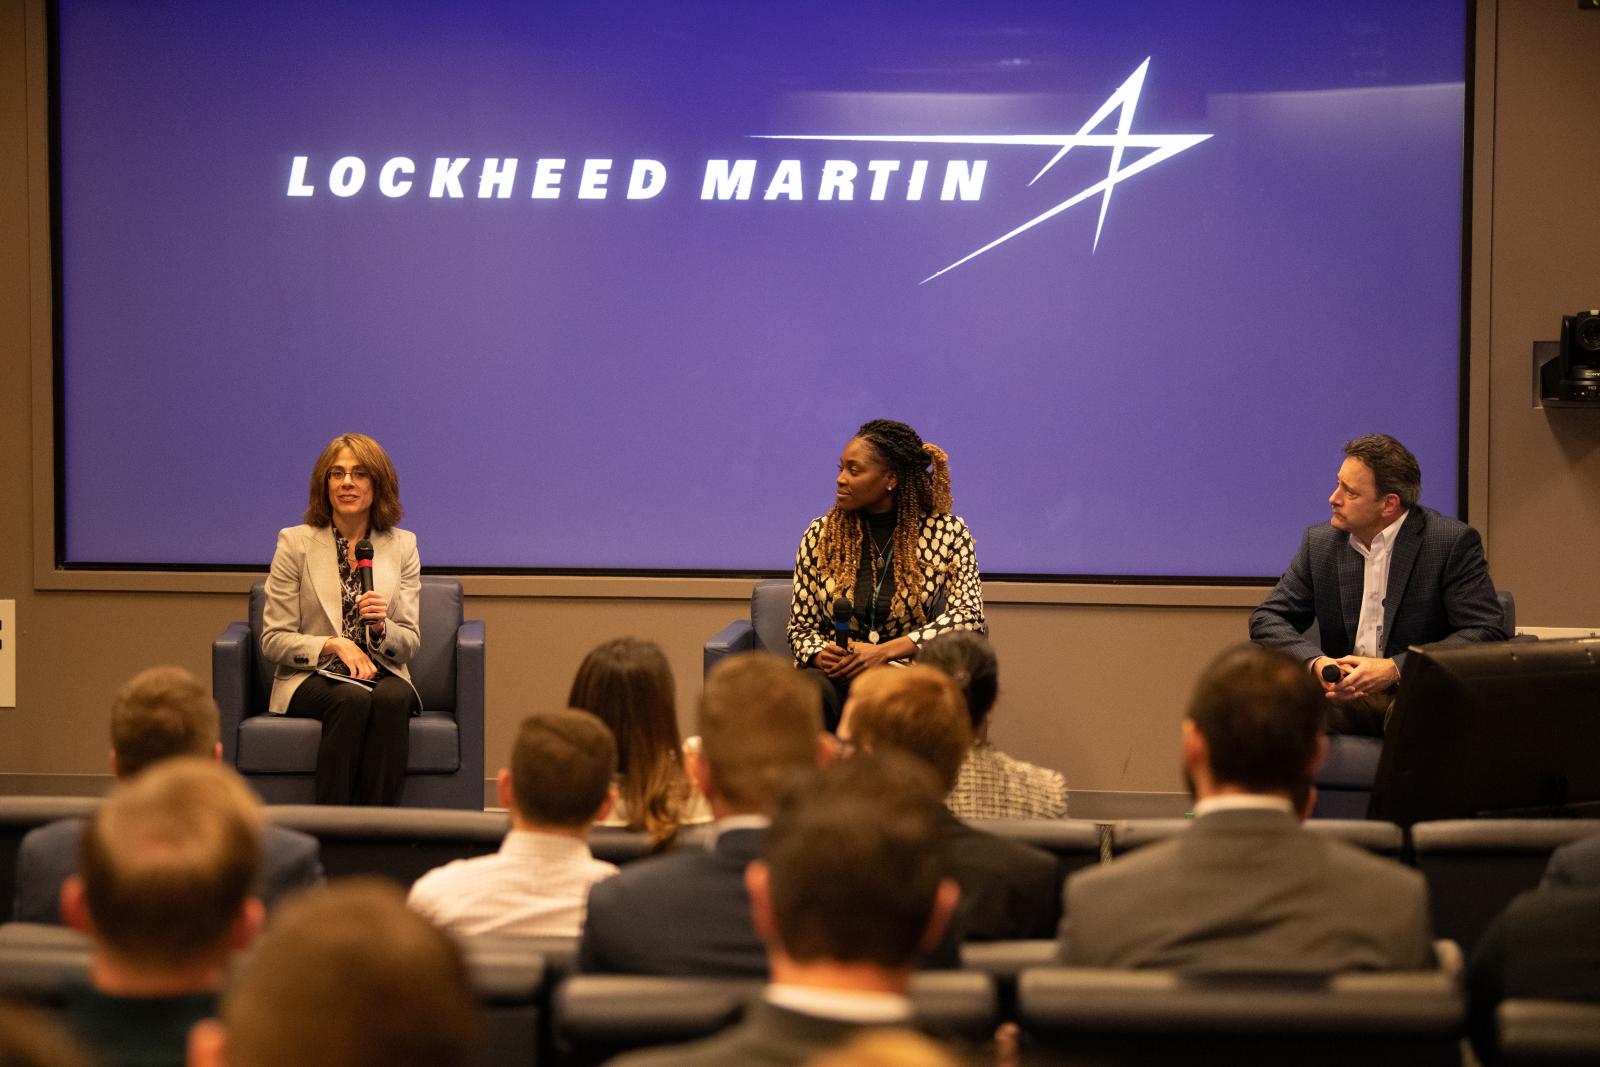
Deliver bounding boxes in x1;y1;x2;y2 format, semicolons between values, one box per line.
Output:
260;433;421;805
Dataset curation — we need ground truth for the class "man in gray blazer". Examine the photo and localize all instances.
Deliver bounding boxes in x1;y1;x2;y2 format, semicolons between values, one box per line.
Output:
1250;433;1506;735
607;751;960;1067
1059;644;1435;973
13;666;322;924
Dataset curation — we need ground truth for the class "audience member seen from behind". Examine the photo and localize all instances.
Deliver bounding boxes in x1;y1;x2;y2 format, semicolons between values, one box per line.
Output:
580;652;826;977
260;432;423;805
409;709;620;937
803;1031;965;1067
840;665;1059;942
188;879;480;1067
1465;884;1600;1065
1060;643;1434;973
60;759;265;1067
1249;433;1506;736
606;751;961;1067
0;1004;96;1067
13;665;322;925
918;632;1067;820
787;419;986;731
568;637;711;845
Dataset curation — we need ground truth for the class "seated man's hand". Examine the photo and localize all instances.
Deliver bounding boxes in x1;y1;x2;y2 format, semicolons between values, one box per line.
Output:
1328;655;1399;700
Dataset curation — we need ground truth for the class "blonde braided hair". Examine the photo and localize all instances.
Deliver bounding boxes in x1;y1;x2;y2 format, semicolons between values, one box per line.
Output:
818;421;954;626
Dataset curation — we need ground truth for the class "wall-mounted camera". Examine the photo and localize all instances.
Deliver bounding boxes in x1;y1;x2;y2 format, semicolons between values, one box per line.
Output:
1536;309;1600;406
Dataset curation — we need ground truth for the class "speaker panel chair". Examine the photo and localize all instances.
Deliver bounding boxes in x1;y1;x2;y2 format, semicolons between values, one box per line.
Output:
214;578;484;809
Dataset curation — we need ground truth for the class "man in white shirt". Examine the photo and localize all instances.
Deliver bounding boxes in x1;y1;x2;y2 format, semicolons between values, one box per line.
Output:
605;750;961;1067
409;709;618;938
1250;433;1506;735
1059;643;1435;973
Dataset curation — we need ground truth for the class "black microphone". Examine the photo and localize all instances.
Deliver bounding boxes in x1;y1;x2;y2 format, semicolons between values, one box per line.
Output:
354;539;378;630
1320;662;1342;684
833;596;853;648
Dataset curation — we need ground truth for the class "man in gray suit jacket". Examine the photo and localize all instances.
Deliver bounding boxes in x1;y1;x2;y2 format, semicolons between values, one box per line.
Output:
13;667;322;924
1250;433;1506;735
1059;644;1435;973
607;751;960;1067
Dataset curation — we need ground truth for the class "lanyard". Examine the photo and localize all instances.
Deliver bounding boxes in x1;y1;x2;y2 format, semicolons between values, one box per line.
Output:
866;534;894;642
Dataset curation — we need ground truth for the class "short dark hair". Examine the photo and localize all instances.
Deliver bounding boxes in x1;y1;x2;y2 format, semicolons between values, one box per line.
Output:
1188;644;1324;794
79;758;261;968
765;751;946;967
917;632;999;728
508;710;617;828
109;666;219;777
1342;433;1421;510
221;879;480;1067
699;653;822;813
843;665;971;794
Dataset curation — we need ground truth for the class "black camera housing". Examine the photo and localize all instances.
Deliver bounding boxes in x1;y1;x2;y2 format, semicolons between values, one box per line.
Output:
1555;310;1600;401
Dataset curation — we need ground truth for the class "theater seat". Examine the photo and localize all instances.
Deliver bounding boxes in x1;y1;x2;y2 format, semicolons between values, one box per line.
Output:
214;578;485;809
1495;999;1600;1066
1018;966;1463;1067
1410;819;1600;957
0;923;553;1067
0;798;100;924
261;805;654;886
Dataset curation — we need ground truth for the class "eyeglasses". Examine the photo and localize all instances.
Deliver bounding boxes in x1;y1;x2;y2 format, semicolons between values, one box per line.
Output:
327;467;372;484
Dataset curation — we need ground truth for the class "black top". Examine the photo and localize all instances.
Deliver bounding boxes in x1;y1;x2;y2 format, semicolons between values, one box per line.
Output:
851;510;897;637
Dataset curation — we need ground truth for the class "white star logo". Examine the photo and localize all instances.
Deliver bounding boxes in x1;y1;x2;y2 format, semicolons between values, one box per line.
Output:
753;58;1211;283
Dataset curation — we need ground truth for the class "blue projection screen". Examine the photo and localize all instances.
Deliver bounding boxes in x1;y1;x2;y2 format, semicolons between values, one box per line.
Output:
53;1;1468;576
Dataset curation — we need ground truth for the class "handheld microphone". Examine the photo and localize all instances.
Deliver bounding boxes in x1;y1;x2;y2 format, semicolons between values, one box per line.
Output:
354;539;377;630
833;596;853;648
1320;662;1342;684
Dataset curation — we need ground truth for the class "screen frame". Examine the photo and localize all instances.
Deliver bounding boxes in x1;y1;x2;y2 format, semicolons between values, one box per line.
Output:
32;0;1483;594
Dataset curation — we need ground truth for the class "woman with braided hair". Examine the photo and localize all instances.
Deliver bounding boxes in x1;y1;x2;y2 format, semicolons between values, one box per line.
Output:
787;419;986;730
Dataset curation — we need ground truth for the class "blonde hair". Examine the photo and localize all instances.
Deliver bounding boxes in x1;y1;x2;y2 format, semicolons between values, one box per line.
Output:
79;758;261;968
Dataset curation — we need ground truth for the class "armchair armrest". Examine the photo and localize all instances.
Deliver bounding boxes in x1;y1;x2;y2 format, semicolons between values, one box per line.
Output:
455;619;486;791
704;620;755;675
213;621;253;764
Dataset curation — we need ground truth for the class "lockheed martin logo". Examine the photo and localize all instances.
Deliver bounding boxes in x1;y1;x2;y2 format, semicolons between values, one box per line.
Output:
283;59;1208;285
756;58;1211;283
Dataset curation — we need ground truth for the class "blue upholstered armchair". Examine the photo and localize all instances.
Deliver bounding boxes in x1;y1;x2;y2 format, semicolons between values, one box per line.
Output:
703;579;793;675
213;578;485;810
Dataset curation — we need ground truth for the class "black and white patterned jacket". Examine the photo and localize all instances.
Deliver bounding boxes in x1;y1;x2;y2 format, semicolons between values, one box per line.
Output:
786;512;986;667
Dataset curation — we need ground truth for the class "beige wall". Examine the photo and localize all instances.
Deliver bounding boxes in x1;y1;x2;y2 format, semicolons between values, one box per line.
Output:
3;1;1596;798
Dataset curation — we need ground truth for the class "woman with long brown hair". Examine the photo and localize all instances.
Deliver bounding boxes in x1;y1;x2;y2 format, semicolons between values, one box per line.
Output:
568;637;710;843
787;418;986;730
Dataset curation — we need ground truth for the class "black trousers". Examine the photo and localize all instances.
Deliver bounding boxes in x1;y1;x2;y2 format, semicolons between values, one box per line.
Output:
800;667;851;734
287;674;416;805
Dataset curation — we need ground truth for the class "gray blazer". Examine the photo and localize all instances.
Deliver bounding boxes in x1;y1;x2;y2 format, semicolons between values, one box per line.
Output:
260;523;421;713
13;817;324;924
580;828;768;977
1060;808;1435;974
1249;506;1506;669
604;999;879;1067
